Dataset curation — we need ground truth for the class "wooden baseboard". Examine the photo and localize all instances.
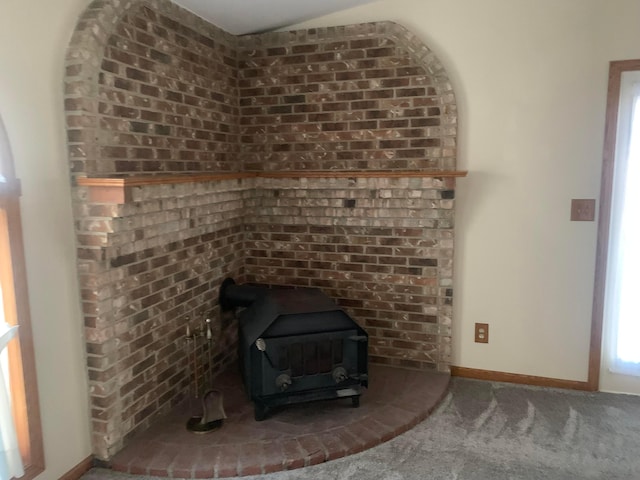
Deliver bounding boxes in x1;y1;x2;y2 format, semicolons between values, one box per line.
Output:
59;455;93;480
450;366;594;391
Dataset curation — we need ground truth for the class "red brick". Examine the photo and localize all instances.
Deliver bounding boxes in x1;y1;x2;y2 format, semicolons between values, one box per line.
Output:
279;439;305;470
297;434;327;466
318;431;348;461
214;444;239;478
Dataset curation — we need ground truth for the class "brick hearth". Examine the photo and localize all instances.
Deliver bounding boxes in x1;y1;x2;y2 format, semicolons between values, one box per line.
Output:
109;364;449;478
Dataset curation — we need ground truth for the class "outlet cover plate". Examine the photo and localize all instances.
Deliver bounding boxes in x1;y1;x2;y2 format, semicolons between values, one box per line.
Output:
475;323;489;343
571;199;596;221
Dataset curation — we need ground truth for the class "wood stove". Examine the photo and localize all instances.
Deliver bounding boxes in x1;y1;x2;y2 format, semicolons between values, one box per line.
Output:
220;278;368;420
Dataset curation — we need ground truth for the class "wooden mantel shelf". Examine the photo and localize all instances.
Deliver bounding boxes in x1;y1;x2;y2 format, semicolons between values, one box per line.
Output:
77;170;468;187
76;170;468;203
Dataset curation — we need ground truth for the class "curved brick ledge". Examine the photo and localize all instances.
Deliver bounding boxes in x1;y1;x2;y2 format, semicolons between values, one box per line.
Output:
109;364;450;478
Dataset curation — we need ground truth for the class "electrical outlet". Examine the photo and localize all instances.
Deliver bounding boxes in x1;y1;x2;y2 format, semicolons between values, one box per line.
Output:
475;323;489;343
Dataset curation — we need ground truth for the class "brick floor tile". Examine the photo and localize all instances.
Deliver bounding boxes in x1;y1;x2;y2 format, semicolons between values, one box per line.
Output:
346;419;383;451
261;440;284;473
317;431;348;461
147;445;179;477
279;438;305;470
334;427;364;455
237;442;265;476
169;444;201;478
215;444;239;478
375;405;418;436
297;434;327;466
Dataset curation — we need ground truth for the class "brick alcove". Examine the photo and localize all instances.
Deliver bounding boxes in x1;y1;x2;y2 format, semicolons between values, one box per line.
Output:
65;0;461;462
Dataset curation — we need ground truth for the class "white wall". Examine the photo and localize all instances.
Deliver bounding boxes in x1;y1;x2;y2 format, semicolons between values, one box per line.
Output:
292;0;640;385
0;0;92;477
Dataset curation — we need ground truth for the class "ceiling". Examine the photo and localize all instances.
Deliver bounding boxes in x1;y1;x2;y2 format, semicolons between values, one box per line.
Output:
170;0;377;35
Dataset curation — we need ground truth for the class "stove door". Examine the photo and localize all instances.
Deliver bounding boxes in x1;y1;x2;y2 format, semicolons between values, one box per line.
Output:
256;329;362;397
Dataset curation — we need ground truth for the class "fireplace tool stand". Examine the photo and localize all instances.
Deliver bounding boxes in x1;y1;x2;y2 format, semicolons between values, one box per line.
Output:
184;317;227;433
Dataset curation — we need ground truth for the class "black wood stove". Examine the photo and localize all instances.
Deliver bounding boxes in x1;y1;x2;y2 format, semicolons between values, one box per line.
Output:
219;278;368;420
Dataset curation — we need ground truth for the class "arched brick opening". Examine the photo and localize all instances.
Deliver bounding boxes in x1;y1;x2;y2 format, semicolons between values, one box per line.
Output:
64;0;458;460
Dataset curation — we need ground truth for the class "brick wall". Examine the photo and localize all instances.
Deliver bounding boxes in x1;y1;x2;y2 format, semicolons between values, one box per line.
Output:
245;176;454;371
65;0;239;177
237;24;456;372
97;4;239;175
74;179;248;457
67;0;247;458
65;0;458;460
237;25;456;172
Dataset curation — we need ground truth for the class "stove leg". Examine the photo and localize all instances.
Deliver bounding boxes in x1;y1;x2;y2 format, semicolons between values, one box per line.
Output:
254;401;268;421
351;396;360;408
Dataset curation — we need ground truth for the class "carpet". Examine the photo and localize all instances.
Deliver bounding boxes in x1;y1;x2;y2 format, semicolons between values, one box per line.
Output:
81;377;640;479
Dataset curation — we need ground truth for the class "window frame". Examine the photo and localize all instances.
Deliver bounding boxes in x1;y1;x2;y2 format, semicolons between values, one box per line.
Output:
590;59;640;390
0;116;44;480
604;71;640;376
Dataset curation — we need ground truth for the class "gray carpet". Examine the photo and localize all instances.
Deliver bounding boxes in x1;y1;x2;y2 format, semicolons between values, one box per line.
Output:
81;377;640;479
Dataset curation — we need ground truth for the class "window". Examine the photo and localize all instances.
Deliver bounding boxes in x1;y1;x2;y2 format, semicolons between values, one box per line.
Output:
604;70;640;376
0;115;44;479
591;59;640;393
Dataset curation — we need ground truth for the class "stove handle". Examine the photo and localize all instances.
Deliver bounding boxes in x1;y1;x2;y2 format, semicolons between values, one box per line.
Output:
348;335;367;343
255;338;278;370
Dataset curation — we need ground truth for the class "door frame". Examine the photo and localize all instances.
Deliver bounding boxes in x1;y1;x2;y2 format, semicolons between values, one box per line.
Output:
589;59;640;391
